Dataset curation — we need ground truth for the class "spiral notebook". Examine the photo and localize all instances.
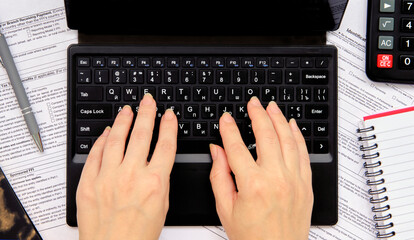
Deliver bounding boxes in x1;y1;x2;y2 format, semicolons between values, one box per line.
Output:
357;106;414;239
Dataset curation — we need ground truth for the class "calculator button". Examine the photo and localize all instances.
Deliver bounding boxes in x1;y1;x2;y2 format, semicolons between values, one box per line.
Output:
400;37;414;51
402;18;414;33
379;17;394;31
399;55;414;69
377;54;394;68
402;0;414;14
380;0;395;12
378;36;394;50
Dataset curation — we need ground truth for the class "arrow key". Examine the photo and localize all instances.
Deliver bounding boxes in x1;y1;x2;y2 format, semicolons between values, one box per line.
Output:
313;139;329;153
380;0;395;12
297;122;311;136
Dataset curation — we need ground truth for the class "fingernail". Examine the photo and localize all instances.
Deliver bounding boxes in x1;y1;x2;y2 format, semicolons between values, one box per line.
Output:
268;101;281;114
121;105;132;115
141;93;153;106
209;144;218;159
221;112;234;123
289;118;300;132
102;126;111;136
164;108;175;120
250;96;261;106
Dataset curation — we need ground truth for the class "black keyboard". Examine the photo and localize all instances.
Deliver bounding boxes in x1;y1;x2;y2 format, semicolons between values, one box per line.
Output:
67;45;339;227
68;46;337;163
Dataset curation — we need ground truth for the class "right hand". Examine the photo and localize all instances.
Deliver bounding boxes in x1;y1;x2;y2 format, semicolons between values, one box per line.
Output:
209;97;313;240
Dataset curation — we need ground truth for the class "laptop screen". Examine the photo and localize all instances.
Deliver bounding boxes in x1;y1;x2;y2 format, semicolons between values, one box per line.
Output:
65;0;348;34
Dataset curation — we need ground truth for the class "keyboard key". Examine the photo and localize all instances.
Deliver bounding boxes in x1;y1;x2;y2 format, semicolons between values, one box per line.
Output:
251;70;265;84
268;70;282;84
78;70;91;83
201;105;217;119
296;122;311;136
305;104;329;119
153;58;165;68
77;139;92;154
182;70;196;84
194;87;208;101
178;122;191;136
287;105;303;119
199;70;214;84
233;70;248;84
123;87;138;102
313;139;329;153
314;122;328;136
286;70;300;84
228;87;242;101
77;86;103;101
167;104;182;119
271;57;284;68
302;70;329;84
314;88;328;102
148;70;162;84
301;58;314;68
227;58;240;68
279;87;294;102
286;58;299;68
77;121;111;136
315;58;329;68
211;87;225;101
219;104;233;116
245;87;259;101
77;57;90;67
241;58;255;68
167;57;180;67
123;57;135;67
216;70;231;84
112;70;127;83
165;70;179;84
182;58;195;68
236;104;248;119
106;87;121;101
130;70;144;84
137;58;150;67
159;87;173;101
184;105;199;119
193;122;208;136
95;70;109;84
177;87;191;101
77;104;112;119
256;58;269;68
108;58;120;67
197;58;210;68
212;58;225;68
262;87;277;102
93;58;105;67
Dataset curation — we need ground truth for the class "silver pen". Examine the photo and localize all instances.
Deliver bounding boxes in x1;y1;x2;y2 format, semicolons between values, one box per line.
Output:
0;32;43;152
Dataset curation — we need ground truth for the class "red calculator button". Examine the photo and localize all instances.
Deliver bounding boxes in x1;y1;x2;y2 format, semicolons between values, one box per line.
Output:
377;54;393;68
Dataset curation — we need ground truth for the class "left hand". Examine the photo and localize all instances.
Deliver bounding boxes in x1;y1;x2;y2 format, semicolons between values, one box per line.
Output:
76;93;178;240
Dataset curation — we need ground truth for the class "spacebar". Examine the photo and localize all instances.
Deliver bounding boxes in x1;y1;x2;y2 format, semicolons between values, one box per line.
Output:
176;140;217;154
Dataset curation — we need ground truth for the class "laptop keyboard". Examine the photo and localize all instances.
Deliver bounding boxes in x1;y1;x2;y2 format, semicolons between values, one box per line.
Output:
68;46;337;163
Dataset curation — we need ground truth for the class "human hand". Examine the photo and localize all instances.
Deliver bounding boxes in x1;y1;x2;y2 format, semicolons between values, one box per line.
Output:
209;97;313;240
76;93;178;240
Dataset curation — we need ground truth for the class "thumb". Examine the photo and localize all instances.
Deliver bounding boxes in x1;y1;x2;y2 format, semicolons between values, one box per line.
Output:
209;144;236;215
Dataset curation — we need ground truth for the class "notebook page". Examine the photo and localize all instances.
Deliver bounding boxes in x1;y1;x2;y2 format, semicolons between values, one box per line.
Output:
362;107;414;239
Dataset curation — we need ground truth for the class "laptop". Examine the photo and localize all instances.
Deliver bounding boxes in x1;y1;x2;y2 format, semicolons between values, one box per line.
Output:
65;0;348;226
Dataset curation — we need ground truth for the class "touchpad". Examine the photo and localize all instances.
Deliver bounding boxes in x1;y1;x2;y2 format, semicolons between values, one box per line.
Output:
166;163;221;225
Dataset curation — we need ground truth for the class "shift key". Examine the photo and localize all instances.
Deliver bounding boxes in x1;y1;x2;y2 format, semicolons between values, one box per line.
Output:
77;104;112;119
77;121;112;136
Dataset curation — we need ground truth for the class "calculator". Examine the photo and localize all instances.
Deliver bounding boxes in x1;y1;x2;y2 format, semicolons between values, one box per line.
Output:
366;0;414;83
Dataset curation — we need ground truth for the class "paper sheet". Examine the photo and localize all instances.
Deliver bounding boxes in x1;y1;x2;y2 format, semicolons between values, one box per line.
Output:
0;0;78;239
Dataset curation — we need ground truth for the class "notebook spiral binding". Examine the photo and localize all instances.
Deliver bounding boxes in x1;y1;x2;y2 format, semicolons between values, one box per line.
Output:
357;125;396;239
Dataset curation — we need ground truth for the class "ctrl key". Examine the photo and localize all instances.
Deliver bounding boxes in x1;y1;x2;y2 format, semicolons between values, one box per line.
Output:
77;139;91;154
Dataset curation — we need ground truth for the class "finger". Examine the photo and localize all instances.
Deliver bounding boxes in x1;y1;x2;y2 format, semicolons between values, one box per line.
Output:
247;97;283;167
219;112;256;176
100;105;134;172
79;126;111;183
148;109;178;175
209;144;237;214
123;93;156;167
289;119;312;182
266;101;300;173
